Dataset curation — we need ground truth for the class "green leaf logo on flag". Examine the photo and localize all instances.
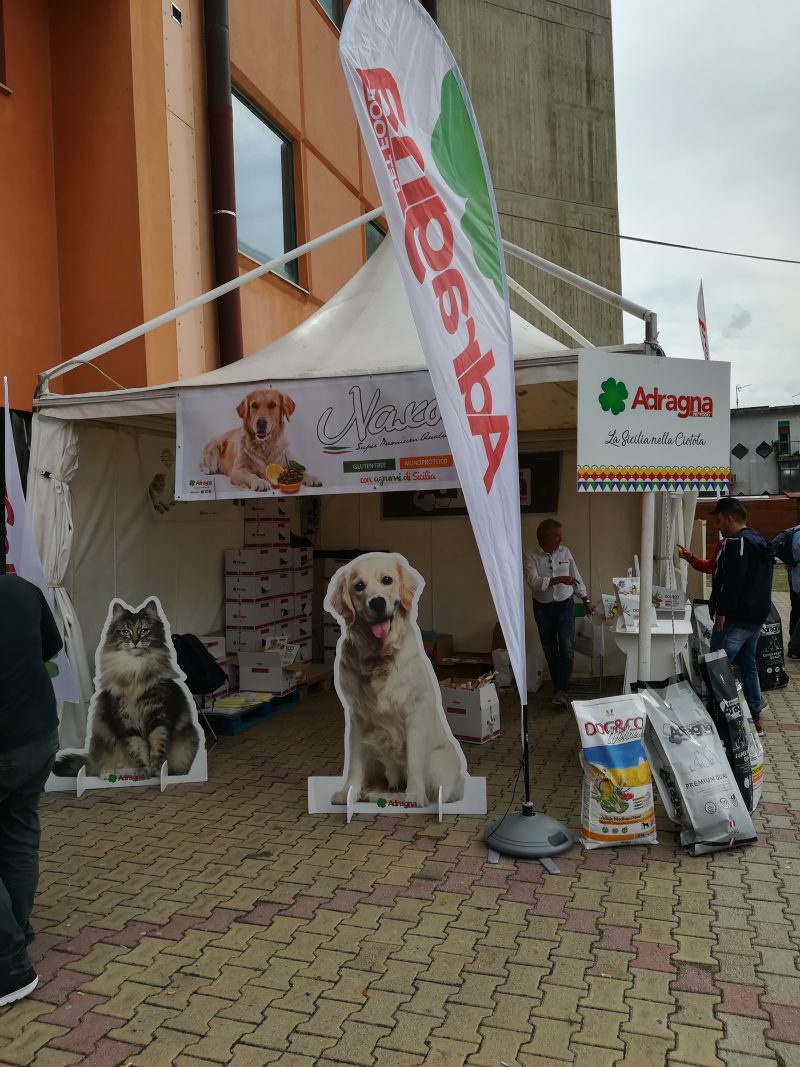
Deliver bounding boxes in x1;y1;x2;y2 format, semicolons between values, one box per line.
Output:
431;69;503;298
46;660;60;679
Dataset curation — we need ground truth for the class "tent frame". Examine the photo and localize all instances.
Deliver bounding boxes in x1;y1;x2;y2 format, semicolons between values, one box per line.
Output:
34;207;674;700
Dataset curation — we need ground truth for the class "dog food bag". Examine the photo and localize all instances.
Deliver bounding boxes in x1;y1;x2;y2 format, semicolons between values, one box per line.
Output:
757;603;790;691
634;676;756;855
699;650;753;812
688;601;713;697
734;680;764;812
571;694;657;849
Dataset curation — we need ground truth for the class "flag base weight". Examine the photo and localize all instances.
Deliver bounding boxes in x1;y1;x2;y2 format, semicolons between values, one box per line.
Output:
484;804;574;859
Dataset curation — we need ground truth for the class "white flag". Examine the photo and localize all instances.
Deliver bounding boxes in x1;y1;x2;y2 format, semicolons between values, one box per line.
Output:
4;377;78;701
698;281;710;360
340;0;526;695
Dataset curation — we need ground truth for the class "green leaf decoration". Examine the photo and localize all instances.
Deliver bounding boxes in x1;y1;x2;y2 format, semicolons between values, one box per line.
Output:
431;69;503;297
598;377;629;416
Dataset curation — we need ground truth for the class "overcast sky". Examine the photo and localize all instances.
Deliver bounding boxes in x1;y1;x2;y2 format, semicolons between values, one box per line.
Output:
611;0;799;409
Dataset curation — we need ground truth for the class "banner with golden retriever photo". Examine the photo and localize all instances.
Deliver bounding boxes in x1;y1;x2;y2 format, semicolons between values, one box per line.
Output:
46;596;208;795
175;374;461;500
307;552;487;818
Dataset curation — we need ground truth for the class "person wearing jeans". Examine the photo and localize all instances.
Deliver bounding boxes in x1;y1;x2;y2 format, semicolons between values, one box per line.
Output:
524;519;593;707
0;574;64;1008
707;498;774;734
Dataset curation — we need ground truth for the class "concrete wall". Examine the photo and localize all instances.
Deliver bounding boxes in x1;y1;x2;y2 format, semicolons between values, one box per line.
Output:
730;407;800;496
437;0;623;348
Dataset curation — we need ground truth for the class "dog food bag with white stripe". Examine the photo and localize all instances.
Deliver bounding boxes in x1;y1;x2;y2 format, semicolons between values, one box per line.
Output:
571;694;657;849
734;680;764;813
699;650;753;812
634;676;756;855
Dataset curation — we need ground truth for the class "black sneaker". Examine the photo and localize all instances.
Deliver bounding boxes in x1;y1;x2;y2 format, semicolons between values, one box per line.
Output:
0;967;38;1008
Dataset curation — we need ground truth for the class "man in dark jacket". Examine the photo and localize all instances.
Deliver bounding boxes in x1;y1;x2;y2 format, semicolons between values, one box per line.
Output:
0;574;63;1008
708;498;773;731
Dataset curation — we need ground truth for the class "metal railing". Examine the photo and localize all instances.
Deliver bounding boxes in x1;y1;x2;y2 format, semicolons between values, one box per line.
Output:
774;440;800;457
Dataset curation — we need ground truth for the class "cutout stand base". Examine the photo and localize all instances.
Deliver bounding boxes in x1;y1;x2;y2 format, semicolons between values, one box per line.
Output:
46;749;208;796
308;775;487;822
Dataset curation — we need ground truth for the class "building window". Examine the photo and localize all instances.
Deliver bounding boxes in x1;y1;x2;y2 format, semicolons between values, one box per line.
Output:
232;91;297;283
777;420;791;455
317;0;345;29
365;221;386;260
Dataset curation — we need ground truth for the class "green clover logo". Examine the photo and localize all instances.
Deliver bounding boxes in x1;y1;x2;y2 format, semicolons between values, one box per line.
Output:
376;797;388;808
45;660;59;679
598;377;629;415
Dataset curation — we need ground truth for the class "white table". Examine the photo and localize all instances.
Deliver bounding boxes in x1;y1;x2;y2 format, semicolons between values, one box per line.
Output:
613;606;693;692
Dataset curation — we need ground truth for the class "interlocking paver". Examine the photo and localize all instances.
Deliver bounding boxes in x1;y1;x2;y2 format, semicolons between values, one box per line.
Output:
669;1022;725;1065
236;1006;305;1052
185;1017;257;1062
573;1006;625;1050
518;1016;579;1061
105;1002;180;1045
30;1051;83;1067
322;1020;391;1064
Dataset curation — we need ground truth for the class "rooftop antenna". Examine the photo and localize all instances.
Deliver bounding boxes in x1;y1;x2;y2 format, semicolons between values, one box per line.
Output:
735;383;752;409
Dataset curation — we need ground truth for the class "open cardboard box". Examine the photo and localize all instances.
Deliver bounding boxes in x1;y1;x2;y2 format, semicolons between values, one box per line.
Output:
439;676;500;744
432;653;494;681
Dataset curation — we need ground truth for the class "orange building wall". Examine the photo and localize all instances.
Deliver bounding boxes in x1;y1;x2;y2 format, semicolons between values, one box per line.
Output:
2;0;381;410
228;0;380;357
0;0;61;411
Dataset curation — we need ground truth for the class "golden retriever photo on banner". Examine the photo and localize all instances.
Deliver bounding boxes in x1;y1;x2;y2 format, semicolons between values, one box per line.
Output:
200;387;320;492
325;552;466;808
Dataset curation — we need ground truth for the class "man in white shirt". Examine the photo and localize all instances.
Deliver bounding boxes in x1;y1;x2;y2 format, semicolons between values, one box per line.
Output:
524;518;592;707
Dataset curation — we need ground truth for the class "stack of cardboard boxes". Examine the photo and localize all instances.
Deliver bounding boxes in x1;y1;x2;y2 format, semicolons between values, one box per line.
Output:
220;499;314;694
319;552;363;663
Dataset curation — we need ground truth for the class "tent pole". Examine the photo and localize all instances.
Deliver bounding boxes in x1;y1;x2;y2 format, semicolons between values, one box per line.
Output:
503;239;656;324
506;277;593;348
36;207;386;395
38;217;662;395
637;492;656;682
484;689;573;857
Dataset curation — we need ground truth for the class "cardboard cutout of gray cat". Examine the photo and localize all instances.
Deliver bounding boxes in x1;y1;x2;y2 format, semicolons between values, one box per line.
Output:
307;552;487;818
46;597;207;794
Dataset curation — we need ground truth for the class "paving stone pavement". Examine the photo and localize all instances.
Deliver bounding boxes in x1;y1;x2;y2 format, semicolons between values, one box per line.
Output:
2;593;799;1066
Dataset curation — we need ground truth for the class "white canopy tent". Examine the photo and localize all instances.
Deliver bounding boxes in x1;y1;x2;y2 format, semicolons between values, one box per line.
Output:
28;227;684;746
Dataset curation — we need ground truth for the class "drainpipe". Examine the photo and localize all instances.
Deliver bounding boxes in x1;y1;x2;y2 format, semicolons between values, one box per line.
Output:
204;0;244;366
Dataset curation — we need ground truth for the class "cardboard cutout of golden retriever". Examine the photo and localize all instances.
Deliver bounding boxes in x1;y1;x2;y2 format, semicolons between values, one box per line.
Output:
200;387;321;492
326;552;466;807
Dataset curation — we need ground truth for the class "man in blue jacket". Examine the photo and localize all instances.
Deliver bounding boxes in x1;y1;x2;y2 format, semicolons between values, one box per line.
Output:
0;574;63;1008
708;498;774;732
